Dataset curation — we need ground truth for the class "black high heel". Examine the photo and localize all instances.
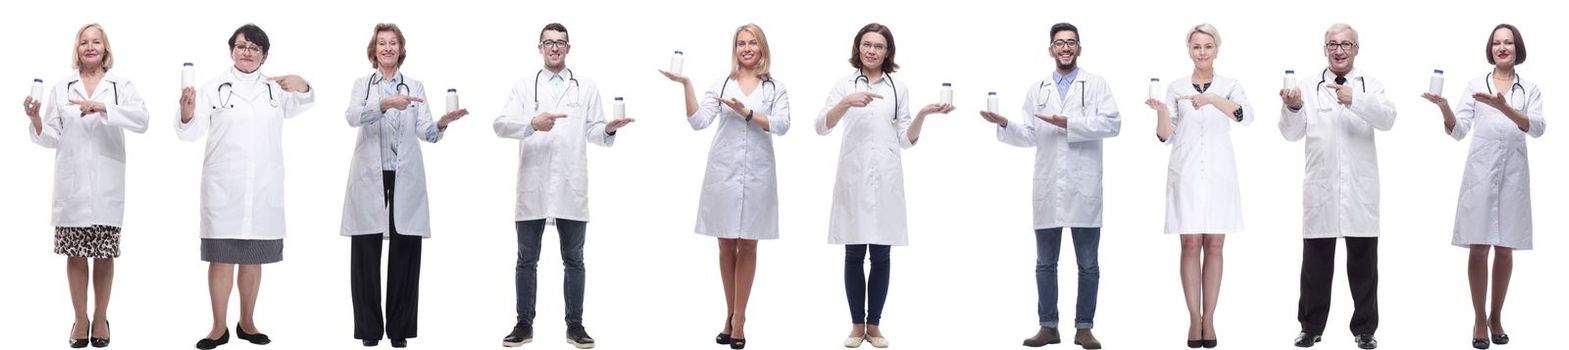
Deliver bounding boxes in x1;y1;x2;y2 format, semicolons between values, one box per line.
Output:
1472;338;1491;349
1186;340;1202;349
196;329;230;350
1202;339;1218;348
89;321;110;348
236;323;271;345
1492;333;1510;345
715;332;732;345
729;338;747;349
69;322;89;349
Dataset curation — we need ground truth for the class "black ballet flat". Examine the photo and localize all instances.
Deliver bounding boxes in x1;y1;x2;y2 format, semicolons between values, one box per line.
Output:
1492;333;1509;345
69;323;89;349
729;338;747;349
1187;340;1202;348
1472;338;1490;349
236;323;271;345
196;330;230;350
1202;339;1218;348
89;321;110;348
716;332;732;345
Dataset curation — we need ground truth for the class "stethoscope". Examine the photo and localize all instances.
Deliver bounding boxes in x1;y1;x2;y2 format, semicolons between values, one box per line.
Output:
718;76;783;113
852;69;898;121
1311;68;1365;110
214;81;279;110
534;68;580;105
1485;72;1526;108
64;80;120;105
1036;78;1087;110
364;72;411;172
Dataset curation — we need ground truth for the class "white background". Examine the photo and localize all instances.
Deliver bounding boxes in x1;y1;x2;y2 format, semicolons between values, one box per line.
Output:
1;0;1563;349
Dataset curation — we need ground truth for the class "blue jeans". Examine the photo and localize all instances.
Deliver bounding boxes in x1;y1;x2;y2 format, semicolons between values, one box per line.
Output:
514;219;586;324
845;244;891;325
1035;227;1100;329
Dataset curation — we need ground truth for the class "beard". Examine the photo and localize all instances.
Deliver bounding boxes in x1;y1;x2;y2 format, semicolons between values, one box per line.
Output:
1055;56;1077;72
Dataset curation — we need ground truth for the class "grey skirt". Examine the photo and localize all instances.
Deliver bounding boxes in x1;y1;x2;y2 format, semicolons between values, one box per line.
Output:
201;238;283;264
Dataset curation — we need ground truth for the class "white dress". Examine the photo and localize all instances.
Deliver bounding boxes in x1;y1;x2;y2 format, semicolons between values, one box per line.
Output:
690;77;791;240
1448;75;1544;250
1160;76;1252;234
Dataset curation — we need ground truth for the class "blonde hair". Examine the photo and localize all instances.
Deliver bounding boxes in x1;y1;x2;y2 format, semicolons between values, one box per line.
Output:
366;23;408;69
1187;23;1220;47
71;23;113;72
730;23;772;80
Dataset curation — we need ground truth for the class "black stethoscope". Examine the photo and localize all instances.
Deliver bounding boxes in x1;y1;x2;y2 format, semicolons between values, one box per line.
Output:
1485;72;1526;108
363;72;412;104
852;69;898;121
1315;68;1366;93
1036;77;1087;110
534;68;580;104
718;76;783;111
214;81;278;110
64;80;120;105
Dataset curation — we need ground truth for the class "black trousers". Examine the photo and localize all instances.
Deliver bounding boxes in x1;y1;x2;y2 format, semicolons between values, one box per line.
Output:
1297;237;1378;336
352;171;423;340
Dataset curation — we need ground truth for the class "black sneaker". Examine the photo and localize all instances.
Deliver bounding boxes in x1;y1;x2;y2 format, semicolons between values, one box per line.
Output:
566;323;595;349
502;322;533;347
1294;332;1322;348
1355;334;1378;349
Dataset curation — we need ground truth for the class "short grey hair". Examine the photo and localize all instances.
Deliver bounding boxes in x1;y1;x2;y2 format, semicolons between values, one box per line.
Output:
1324;23;1358;43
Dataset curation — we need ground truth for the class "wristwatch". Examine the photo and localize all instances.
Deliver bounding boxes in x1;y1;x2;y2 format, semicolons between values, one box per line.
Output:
745;109;754;122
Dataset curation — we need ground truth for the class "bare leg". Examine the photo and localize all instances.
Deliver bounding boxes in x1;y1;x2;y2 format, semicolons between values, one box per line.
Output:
1489;247;1514;336
90;258;114;338
237;264;263;334
1467;245;1489;340
207;263;235;339
67;257;90;339
732;239;758;340
1179;236;1203;341
1200;234;1225;341
717;239;738;336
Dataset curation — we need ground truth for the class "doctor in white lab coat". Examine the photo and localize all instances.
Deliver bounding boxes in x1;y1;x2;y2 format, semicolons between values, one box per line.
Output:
1420;24;1543;349
1277;24;1394;349
979;23;1118;349
176;24;313;349
817;23;952;349
339;23;469;348
493;23;635;349
22;23;148;347
1144;24;1250;348
658;23;788;348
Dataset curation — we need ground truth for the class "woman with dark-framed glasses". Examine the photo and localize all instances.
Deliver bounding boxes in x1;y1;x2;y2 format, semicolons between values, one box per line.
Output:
815;22;953;349
175;23;314;350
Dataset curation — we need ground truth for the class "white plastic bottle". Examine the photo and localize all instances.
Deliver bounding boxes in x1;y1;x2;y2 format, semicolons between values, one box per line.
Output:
1284;70;1297;90
670;51;684;75
986;92;999;114
30;79;44;101
1429;69;1445;95
446;89;460;113
182;63;195;88
1149;78;1161;100
613;97;626;120
940;83;953;105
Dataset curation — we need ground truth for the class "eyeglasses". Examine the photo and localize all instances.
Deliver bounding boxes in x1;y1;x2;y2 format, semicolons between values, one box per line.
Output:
1324;41;1358;52
539;40;570;49
859;42;887;52
1052;39;1079;48
233;43;262;54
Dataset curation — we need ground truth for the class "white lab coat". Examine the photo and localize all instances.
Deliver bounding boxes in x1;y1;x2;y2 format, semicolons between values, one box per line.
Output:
175;67;315;240
1160;76;1252;234
1279;68;1397;239
27;72;150;228
340;72;445;238
1447;74;1544;250
492;69;615;223
996;70;1122;230
690;77;792;240
816;72;912;246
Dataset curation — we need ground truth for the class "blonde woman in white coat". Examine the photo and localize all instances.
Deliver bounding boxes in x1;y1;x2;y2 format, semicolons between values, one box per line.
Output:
818;23;953;349
1420;24;1543;350
1144;23;1252;349
22;23;149;349
177;24;315;350
659;23;789;350
340;23;469;348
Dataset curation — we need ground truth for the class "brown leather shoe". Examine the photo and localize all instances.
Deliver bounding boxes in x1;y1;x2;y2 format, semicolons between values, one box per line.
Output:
1023;327;1061;347
1075;329;1102;349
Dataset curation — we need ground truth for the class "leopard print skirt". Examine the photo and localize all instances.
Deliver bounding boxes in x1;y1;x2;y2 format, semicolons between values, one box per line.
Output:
54;225;122;259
